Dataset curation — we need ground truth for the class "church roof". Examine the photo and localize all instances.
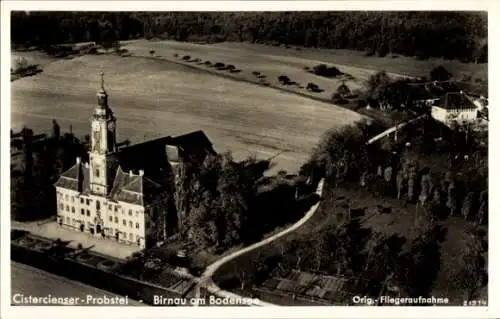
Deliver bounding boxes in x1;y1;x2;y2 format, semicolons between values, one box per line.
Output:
55;128;215;206
437;92;477;110
109;166;163;206
54;161;90;193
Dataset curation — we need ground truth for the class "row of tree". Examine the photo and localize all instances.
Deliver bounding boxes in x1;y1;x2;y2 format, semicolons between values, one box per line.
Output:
11;12;487;62
173;151;312;251
11;122;87;221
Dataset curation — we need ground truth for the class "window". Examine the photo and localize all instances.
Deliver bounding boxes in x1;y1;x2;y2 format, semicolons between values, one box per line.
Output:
136;234;140;242
71;196;74;203
86;199;90;205
136;211;139;217
59;203;64;210
135;222;139;229
80;198;84;204
65;194;69;201
66;205;69;212
109;216;113;222
115;217;118;223
129;233;133;240
114;206;118;212
108;204;112;211
71;207;75;213
72;218;76;225
66;217;70;223
123;219;126;226
81;209;85;215
128;209;132;216
129;221;133;228
86;210;90;216
96;201;100;210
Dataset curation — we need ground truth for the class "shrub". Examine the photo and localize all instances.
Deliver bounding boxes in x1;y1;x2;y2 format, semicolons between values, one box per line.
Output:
214;62;225;69
252;71;261;76
226;64;236;70
306;82;320;92
357;100;368;108
230;69;241;73
204;61;212;66
278;75;291;84
173;53;179;58
365;50;375;57
182;55;191;61
312;64;343;78
149;50;155;56
430;66;452;82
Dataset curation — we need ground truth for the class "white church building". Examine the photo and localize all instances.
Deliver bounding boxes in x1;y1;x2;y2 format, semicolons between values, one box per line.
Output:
54;73;215;249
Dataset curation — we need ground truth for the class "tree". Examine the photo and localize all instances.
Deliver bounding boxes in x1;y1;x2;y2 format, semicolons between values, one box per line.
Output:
396;170;404;200
429;66;452;82
419;174;431;206
476;190;488;225
452;231;487;301
366;70;392;107
461;192;475;220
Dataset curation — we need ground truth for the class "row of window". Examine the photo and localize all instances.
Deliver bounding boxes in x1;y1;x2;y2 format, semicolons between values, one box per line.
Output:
61;217;141;242
107;216;140;229
59;201;142;218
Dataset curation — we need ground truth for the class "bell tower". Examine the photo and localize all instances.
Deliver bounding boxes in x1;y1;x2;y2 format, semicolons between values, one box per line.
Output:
89;72;117;196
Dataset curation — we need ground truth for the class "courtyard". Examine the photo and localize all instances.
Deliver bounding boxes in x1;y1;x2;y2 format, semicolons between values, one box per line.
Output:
11;220;140;259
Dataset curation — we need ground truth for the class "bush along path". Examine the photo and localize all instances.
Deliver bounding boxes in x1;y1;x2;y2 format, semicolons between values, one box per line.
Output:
194;179;325;307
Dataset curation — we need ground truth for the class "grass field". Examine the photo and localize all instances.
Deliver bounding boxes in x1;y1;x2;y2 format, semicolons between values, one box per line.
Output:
11;51;365;174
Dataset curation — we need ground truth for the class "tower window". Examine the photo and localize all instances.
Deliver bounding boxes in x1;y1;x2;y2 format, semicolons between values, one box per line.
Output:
95;168;100;178
96;200;100;210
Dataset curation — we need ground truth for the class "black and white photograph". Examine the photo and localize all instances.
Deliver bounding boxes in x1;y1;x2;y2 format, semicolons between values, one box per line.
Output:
1;2;496;318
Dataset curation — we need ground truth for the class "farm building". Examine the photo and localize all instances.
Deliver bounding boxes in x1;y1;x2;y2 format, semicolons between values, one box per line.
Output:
54;73;215;249
430;91;480;126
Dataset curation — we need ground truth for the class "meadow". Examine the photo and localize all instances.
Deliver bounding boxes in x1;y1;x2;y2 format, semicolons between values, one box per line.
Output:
11;51;364;175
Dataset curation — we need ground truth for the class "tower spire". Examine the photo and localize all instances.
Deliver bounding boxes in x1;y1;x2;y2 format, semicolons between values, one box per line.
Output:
98;71;105;92
96;71;108;108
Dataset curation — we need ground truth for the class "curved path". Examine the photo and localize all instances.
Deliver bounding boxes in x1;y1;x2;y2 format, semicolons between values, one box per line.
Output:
195;179;324;307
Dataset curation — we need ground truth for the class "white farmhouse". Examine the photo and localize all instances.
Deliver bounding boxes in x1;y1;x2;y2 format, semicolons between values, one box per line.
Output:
431;91;480;126
54;73;215;249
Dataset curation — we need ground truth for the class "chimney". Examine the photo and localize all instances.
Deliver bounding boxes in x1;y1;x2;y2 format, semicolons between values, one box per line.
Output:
139;170;144;176
129;170;133;177
76;157;81;164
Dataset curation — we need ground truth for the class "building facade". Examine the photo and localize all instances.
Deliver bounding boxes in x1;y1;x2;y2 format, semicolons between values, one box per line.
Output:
54;73;215;249
431;91;480;127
